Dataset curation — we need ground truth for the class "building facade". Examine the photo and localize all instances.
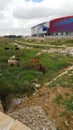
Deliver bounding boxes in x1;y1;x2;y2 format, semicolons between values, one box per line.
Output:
50;16;73;36
31;21;50;37
31;16;73;36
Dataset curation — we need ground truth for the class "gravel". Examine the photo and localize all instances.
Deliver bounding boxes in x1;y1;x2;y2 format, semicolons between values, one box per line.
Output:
9;106;57;130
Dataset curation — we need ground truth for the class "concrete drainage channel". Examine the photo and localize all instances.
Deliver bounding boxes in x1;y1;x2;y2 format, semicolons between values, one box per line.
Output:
0;112;31;130
0;100;31;130
0;102;31;130
0;100;57;130
0;101;57;130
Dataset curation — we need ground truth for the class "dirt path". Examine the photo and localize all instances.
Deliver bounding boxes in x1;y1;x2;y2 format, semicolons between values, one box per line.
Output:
44;65;73;86
15;41;73;55
18;41;66;48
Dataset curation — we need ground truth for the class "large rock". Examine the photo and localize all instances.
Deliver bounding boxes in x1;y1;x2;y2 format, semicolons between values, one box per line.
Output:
4;94;21;112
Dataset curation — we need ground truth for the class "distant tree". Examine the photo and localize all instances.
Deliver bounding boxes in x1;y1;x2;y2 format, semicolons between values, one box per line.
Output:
4;35;22;38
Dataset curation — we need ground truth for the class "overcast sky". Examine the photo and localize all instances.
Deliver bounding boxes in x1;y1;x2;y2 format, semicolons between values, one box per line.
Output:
0;0;73;36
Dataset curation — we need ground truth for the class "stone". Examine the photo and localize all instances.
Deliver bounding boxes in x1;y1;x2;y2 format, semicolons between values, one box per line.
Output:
64;120;69;126
10;106;57;130
4;94;21;112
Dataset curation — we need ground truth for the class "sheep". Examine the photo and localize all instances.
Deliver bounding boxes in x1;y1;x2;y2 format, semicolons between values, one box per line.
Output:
15;47;20;51
30;57;39;64
8;59;19;66
37;64;46;74
37;38;45;42
4;47;10;50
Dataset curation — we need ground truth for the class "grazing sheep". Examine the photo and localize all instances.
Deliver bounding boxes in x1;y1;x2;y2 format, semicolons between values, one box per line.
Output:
30;57;39;65
30;58;39;64
8;59;19;66
37;38;45;42
4;47;10;50
37;64;46;74
15;47;20;50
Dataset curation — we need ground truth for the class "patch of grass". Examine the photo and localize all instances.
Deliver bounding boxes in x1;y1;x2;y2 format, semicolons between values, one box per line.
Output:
38;53;71;84
55;94;63;104
39;93;46;97
48;72;73;89
1;37;73;101
59;111;67;117
64;96;73;111
65;93;70;96
21;38;73;46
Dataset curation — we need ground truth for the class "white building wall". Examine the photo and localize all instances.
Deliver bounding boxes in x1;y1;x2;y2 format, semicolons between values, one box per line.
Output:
31;21;50;36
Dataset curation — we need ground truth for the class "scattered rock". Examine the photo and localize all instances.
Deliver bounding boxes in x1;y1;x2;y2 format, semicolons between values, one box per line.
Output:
68;73;72;76
57;88;61;93
33;83;41;88
64;120;69;126
9;106;57;130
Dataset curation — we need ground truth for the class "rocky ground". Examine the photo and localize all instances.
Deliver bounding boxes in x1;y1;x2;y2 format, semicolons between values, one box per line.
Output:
9;106;56;130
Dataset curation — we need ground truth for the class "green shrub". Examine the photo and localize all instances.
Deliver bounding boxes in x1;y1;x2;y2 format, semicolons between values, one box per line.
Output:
21;80;35;96
0;80;11;100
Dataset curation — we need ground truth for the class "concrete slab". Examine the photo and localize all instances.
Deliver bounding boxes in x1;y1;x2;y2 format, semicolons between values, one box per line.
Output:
10;120;31;130
0;112;15;130
0;112;31;130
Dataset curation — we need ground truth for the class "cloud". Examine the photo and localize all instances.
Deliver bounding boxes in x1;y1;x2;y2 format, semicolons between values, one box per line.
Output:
13;0;73;19
0;0;12;10
0;0;73;36
25;0;43;2
0;11;5;19
13;6;53;19
0;27;31;36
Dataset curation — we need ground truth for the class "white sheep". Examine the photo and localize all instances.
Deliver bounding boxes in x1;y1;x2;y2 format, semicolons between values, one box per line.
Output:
8;59;19;66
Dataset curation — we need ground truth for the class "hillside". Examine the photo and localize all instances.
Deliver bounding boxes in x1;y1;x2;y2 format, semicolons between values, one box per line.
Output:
0;37;73;130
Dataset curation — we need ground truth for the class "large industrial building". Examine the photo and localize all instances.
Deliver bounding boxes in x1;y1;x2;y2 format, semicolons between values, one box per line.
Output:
31;16;73;36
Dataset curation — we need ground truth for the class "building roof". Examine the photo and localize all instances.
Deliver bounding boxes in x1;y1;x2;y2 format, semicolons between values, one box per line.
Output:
50;16;73;23
31;21;49;29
